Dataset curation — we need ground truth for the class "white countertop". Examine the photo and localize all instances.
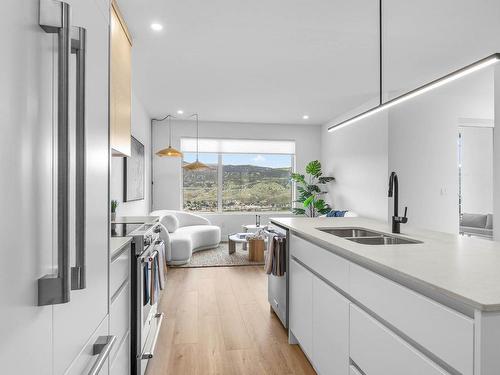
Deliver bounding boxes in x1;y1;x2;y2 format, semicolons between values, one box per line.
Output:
270;216;500;312
110;236;132;258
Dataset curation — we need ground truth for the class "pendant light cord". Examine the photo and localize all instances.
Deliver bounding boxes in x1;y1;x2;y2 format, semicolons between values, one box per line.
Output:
188;113;200;162
379;0;383;105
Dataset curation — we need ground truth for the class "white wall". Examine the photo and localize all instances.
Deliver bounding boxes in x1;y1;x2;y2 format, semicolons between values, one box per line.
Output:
321;108;388;221
111;92;151;216
152;120;321;235
460;126;493;215
388;70;493;234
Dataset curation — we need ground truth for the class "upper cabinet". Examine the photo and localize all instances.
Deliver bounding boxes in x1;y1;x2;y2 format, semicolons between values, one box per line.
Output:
110;0;132;157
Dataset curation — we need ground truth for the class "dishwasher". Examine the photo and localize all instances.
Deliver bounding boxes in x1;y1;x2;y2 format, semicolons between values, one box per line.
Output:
267;223;289;328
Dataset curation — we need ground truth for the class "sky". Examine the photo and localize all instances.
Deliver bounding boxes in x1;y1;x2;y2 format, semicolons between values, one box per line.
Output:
183;152;292;168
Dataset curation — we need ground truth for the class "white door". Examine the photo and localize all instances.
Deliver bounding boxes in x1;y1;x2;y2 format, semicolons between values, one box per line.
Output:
312;275;350;375
289;259;313;358
0;1;55;373
52;0;110;373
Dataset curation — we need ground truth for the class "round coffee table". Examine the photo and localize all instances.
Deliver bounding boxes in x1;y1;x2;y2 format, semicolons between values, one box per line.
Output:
228;233;249;254
228;233;267;262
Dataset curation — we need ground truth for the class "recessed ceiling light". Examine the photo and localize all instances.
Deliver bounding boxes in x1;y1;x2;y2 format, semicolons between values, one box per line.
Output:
150;23;163;31
302;115;309;120
177;109;184;115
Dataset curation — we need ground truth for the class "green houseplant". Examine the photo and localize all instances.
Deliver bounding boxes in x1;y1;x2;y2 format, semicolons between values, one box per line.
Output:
111;200;118;221
291;160;334;217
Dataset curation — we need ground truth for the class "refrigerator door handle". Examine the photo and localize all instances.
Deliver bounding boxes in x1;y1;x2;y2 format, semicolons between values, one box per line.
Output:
38;0;72;306
71;26;87;291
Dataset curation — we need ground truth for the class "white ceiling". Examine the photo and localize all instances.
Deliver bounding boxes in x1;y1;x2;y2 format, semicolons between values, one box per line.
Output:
118;0;380;125
118;0;500;126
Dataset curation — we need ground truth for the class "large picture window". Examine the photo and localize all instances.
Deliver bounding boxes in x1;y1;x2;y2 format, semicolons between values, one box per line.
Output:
182;138;295;213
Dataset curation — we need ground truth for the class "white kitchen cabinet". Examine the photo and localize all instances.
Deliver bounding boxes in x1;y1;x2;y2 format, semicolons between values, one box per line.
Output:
289;259;313;359
350;304;449;375
312;275;350;375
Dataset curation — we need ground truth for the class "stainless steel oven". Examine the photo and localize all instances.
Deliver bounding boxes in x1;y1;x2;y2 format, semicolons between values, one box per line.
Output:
128;223;165;375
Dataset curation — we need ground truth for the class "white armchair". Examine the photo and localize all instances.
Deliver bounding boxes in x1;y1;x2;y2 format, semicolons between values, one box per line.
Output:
151;210;221;265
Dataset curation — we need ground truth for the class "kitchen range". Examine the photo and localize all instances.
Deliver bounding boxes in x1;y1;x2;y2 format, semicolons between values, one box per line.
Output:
112;217;166;375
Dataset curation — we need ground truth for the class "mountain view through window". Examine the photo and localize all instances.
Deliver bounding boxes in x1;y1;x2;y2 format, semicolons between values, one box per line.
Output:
183;152;293;212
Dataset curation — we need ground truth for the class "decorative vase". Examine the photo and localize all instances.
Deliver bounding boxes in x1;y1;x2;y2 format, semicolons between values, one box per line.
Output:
111;212;116;222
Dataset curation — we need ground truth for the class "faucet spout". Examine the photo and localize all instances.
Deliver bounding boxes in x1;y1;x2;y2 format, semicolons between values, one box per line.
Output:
388;171;407;233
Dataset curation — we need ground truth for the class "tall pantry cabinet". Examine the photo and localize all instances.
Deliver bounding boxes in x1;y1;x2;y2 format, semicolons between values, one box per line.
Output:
0;0;113;373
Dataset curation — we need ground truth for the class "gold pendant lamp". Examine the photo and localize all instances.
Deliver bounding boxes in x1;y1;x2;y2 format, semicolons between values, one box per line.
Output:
182;113;210;171
155;114;183;157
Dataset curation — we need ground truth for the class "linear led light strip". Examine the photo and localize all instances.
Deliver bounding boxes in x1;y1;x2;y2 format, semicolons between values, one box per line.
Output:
328;53;500;132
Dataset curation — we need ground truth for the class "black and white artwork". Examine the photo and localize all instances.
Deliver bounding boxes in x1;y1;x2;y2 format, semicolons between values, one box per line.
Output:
124;136;145;201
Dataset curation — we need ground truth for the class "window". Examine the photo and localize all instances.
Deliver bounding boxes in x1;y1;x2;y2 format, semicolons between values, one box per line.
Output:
182;138;295;213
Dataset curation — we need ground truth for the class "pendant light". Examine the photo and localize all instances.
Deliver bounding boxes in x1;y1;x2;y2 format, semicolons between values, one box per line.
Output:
154;114;183;157
182;113;210;171
327;0;500;132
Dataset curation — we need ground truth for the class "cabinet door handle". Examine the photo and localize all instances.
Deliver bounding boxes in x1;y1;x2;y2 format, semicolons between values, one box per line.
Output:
88;335;117;375
38;0;72;306
71;26;87;291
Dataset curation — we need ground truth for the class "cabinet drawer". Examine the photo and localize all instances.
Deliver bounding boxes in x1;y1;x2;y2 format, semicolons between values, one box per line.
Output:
350;305;449;375
65;317;111;375
290;234;349;291
110;244;130;297
110;280;130;363
349;263;473;375
110;333;130;375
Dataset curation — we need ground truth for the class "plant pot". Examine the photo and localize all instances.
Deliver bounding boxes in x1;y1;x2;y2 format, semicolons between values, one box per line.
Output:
111;212;116;222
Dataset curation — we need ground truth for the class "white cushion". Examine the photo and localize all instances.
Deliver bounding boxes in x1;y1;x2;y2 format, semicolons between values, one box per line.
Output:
151;209;210;227
152;209;221;264
160;214;179;233
171;225;221;253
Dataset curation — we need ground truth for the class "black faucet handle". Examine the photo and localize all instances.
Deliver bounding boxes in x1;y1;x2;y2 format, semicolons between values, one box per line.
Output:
401;206;408;223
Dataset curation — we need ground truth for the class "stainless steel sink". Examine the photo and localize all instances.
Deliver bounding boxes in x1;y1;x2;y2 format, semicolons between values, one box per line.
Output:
316;227;422;245
349;236;421;245
318;227;381;238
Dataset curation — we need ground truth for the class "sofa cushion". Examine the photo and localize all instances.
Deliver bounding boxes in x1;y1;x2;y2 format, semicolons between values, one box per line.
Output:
169;236;192;262
461;213;487;229
486;214;493;230
172;225;221;252
160;214;179;233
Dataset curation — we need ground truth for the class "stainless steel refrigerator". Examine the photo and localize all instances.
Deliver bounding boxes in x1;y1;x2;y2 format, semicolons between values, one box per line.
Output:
0;0;112;373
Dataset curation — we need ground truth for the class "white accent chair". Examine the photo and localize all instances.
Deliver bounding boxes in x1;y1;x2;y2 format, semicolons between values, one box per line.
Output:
151;210;221;265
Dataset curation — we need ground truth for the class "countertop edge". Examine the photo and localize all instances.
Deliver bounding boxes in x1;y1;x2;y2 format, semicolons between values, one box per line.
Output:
271;218;497;313
110;237;133;259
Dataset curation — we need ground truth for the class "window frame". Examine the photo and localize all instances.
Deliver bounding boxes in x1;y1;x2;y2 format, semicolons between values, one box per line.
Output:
181;149;296;214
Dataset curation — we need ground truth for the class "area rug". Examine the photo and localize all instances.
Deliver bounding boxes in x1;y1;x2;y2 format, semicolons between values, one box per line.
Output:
171;242;267;268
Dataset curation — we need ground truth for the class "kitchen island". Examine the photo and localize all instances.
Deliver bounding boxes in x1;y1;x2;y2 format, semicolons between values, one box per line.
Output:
271;217;500;375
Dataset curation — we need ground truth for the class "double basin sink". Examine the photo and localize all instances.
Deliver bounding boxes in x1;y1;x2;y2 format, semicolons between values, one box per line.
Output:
317;227;422;245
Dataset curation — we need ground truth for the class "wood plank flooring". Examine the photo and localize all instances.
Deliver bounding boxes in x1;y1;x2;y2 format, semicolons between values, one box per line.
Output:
146;266;316;375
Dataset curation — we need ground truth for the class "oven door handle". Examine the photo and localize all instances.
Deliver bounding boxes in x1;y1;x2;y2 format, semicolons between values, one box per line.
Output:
141;313;164;359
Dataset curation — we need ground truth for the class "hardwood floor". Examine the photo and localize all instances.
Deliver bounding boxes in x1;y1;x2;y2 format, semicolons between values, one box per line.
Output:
146;266;316;375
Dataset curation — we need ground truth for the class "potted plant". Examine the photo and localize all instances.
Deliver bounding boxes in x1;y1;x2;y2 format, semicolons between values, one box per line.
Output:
111;200;118;221
291;160;334;217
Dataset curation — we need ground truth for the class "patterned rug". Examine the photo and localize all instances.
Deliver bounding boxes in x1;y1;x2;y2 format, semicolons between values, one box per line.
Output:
172;242;267;268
